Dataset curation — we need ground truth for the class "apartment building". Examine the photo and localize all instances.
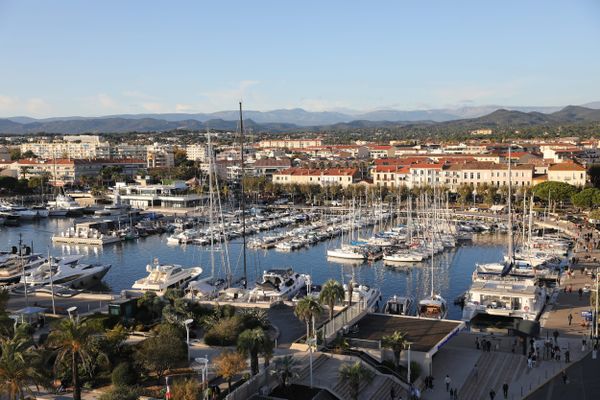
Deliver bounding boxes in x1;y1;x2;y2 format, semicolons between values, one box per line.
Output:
372;165;410;188
368;145;395;159
146;143;174;168
547;162;587;186
273;168;359;187
252;158;291;178
408;163;445;187
21;135;112;159
186;144;209;162
258;138;322;149
448;162;534;190
2;158;145;186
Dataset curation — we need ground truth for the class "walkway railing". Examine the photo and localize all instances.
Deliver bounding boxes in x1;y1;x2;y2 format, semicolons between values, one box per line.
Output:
317;300;367;344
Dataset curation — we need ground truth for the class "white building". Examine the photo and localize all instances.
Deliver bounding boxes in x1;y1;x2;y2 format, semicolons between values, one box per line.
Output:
186;144;209;162
146;143;174;168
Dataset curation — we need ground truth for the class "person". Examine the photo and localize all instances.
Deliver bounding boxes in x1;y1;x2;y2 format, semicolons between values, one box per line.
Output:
453;388;458;400
568;313;573;326
562;371;568;384
578;287;583;299
473;364;478;381
527;356;532;369
390;386;396;400
582;337;587;352
565;350;570;363
502;382;509;399
553;330;559;344
476;336;480;350
445;375;451;392
489;389;496;400
449;388;454;399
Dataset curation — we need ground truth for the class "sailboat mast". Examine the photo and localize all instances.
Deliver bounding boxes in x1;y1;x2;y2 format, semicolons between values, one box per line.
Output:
207;130;216;282
238;102;247;289
507;145;514;263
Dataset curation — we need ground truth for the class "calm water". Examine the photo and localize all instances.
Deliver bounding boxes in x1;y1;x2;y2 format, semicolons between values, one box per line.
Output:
0;218;507;320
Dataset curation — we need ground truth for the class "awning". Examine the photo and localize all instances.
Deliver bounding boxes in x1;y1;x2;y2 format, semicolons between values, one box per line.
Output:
14;306;46;315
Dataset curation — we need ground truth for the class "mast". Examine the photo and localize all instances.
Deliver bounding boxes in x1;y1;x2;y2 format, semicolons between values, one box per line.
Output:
207;129;216;283
528;194;534;247
507;145;514;263
238;102;247;289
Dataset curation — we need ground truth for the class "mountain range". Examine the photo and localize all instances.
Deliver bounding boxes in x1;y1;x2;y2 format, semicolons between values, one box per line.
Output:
1;103;600;134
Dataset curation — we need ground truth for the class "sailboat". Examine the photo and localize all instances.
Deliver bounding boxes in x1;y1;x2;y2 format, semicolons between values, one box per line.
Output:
418;230;448;319
327;202;367;260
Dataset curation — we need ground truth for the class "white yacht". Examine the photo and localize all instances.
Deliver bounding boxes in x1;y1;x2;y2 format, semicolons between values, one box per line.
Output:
248;268;307;302
31;205;49;218
384;295;413;316
344;280;381;310
327;245;366;260
132;260;203;295
7;205;37;220
47;194;84;216
0;253;45;284
383;251;424;263
462;278;546;321
23;255;111;289
418;294;448;319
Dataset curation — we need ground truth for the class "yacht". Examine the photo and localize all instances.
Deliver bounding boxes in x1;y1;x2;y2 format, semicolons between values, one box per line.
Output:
418;294;448;319
32;205;49;218
248;268;307;302
132;259;203;295
344;280;381;311
327;245;367;260
47;194;84;216
7;205;37;220
384;295;413;316
462;278;546;321
383;250;424;263
0;254;45;284
23;255;111;289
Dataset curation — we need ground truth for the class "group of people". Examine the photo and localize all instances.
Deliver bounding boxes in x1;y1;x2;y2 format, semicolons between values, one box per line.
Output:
475;336;496;352
444;375;458;400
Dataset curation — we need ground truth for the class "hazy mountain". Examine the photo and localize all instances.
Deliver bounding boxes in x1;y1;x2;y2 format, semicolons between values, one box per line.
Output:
1;105;599;134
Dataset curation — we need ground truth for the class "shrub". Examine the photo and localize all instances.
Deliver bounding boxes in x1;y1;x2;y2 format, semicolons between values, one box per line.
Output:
112;362;137;387
204;316;242;346
409;361;421;383
98;386;139;400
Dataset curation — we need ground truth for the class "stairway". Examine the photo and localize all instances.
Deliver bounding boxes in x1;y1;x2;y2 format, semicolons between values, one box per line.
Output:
459;352;528;399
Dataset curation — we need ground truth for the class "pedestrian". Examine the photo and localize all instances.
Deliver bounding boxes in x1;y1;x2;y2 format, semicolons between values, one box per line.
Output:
562;371;568;384
489;388;496;400
553;330;559;344
568;313;573;326
502;382;509;399
390;385;396;400
449;388;454;399
476;336;480;350
578;287;583;299
527;356;532;369
582;338;587;352
473;364;478;381
453;388;458;400
565;350;570;363
445;375;451;392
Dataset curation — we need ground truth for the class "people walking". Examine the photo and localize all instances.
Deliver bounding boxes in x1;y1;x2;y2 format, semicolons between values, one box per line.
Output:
578;287;583;299
565;350;570;363
390;386;396;400
489;388;496;400
568;313;573;326
453;388;458;400
561;371;568;384
502;383;509;399
445;375;451;392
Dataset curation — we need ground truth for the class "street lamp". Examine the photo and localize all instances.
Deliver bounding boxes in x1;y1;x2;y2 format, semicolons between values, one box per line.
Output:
184;318;194;361
67;306;78;321
406;342;413;384
195;356;209;390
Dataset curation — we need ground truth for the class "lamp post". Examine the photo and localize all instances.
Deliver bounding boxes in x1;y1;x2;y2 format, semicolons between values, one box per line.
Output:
184;318;194;361
195;356;209;391
406;342;413;384
66;306;77;321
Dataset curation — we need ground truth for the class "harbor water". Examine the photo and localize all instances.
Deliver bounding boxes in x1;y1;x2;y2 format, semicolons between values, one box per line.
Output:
0;218;506;320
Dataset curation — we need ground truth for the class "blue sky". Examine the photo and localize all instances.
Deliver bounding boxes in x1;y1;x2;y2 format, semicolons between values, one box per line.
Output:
0;0;599;117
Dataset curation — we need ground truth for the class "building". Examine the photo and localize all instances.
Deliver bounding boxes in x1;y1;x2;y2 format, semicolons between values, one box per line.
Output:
21;135;112;159
547;162;587;186
146;144;174;168
408;163;446;188
252;158;292;179
258;138;322;149
186;144;209;162
470;129;493;136
2;158;145;186
0;146;9;161
447;162;534;190
115;181;206;208
368;145;395;159
372;165;410;188
273;168;359;187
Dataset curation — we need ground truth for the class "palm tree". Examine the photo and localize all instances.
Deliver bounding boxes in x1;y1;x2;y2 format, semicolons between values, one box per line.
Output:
237;328;273;375
214;350;247;393
338;361;374;400
0;331;46;400
319;279;344;320
294;297;323;341
270;355;299;389
381;330;407;370
48;318;103;400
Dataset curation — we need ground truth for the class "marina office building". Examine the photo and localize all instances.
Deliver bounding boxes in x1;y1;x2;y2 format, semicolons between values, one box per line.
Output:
114;181;206;209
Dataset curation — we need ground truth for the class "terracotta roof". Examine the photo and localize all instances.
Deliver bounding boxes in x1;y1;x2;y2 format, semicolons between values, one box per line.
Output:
548;162;586;172
253;158;291;167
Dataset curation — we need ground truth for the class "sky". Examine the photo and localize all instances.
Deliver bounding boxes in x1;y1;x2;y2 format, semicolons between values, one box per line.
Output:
0;0;599;117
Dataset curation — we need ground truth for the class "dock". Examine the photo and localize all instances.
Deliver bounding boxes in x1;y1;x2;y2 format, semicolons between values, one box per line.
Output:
51;235;122;246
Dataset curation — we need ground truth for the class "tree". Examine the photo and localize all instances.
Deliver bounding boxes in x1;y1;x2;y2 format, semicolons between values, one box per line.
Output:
0;334;46;400
21;150;37;159
294;297;323;341
111;362;137;387
170;378;202;400
338;361;374;400
270;355;300;390
237;328;273;376
533;181;578;203
134;323;187;381
381;330;407;369
588;164;600;188
319;279;345;320
214;350;247;393
571;188;600;209
9;148;21;160
48;318;103;400
457;184;473;206
484;186;498;205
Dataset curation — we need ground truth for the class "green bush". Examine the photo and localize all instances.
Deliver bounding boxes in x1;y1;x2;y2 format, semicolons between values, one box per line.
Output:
204;316;242;346
98;386;139;400
111;362;137;387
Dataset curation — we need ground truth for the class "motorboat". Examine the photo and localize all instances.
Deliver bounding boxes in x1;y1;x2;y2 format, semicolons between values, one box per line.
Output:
6;205;37;220
31;205;49;218
47;194;84;216
344;280;381;311
384;295;413;316
248;268;307;302
462;278;546;321
132;259;203;295
418;294;448;319
23;255;111;289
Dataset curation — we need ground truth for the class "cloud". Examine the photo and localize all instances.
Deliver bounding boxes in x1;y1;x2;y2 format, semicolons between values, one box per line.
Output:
26;98;51;114
141;102;165;112
0;95;17;111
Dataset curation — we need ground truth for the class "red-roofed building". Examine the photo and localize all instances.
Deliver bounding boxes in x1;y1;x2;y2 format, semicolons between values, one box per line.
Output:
547;162;587;186
273;167;359;187
373;165;410;188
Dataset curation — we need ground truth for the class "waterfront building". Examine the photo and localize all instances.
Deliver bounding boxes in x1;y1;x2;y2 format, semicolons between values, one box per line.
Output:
273;167;359;187
547;162;587;186
115;181;206;208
